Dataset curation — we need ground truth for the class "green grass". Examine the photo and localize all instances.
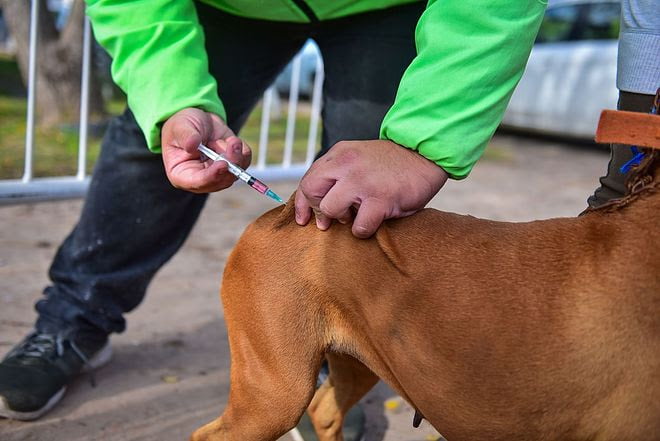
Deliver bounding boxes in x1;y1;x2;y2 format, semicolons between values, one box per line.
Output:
0;55;102;179
0;55;26;97
0;52;319;179
0;95;103;179
0;94;318;179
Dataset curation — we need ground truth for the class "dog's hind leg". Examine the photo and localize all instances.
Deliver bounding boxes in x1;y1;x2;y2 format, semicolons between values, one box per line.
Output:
307;353;379;441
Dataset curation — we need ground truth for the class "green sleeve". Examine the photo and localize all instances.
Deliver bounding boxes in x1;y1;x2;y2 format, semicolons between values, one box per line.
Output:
86;0;226;152
380;0;546;179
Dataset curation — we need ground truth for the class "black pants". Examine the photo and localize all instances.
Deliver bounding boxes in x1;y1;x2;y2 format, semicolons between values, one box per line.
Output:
35;2;426;340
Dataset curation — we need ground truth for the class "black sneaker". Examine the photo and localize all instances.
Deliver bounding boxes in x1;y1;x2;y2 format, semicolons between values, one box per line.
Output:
0;332;112;421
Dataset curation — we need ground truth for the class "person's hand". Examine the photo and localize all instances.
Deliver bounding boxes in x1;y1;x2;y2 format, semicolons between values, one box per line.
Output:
295;140;448;238
161;108;252;193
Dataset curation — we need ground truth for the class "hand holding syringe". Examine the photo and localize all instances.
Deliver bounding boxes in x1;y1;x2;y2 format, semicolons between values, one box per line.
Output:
198;144;284;204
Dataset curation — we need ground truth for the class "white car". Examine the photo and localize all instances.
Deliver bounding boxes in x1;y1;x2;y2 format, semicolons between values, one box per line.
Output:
502;0;620;138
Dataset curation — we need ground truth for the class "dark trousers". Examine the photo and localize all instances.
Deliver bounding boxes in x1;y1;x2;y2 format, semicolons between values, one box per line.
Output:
35;2;425;340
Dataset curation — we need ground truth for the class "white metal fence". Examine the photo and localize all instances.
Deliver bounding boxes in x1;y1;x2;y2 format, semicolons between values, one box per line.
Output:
0;1;324;204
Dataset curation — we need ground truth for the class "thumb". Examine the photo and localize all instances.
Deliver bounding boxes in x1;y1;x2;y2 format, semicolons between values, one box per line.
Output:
165;109;215;154
178;129;204;156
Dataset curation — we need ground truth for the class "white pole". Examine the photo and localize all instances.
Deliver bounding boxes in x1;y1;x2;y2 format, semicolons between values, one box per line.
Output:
77;15;92;180
23;0;40;183
283;54;301;168
305;56;324;167
257;87;274;170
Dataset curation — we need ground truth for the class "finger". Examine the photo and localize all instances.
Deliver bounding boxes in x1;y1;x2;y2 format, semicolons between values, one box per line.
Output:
209;112;235;140
318;183;356;225
352;199;387;239
238;140;252;169
208;136;252;169
240;141;253;169
171;113;212;155
218;136;243;164
313;208;333;231
192;139;246;192
170;159;238;193
224;136;252;169
172;126;203;158
295;190;312;226
296;157;346;229
297;174;337;230
298;165;337;211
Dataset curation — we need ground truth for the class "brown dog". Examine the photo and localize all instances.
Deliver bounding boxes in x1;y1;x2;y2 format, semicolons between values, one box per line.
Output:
192;125;660;440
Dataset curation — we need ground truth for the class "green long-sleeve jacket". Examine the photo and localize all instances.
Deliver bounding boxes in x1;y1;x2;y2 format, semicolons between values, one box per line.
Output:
85;0;546;179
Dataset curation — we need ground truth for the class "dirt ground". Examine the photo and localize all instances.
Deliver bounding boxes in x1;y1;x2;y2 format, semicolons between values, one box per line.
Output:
0;134;610;441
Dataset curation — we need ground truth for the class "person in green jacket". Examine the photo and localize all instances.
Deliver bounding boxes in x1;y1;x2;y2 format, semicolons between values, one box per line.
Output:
0;0;546;422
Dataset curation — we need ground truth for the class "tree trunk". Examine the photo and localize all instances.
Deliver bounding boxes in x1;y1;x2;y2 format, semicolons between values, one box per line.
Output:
1;0;105;126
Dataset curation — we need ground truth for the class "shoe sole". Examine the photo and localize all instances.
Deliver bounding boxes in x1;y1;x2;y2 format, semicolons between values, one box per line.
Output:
0;343;113;421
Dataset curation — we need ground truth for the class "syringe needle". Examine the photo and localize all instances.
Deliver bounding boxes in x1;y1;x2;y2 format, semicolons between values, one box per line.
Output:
197;144;284;204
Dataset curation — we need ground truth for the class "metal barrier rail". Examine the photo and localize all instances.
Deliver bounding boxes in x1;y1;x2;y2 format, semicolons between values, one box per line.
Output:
0;1;323;204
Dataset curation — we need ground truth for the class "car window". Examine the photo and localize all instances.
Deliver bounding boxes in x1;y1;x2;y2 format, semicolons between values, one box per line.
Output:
536;4;581;43
536;2;620;43
581;2;620;40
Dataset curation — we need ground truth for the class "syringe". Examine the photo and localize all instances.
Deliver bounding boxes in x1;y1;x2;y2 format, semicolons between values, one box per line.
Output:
198;144;284;204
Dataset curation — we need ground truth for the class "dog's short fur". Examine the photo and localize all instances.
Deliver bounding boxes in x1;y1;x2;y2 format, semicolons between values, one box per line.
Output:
192;149;659;441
